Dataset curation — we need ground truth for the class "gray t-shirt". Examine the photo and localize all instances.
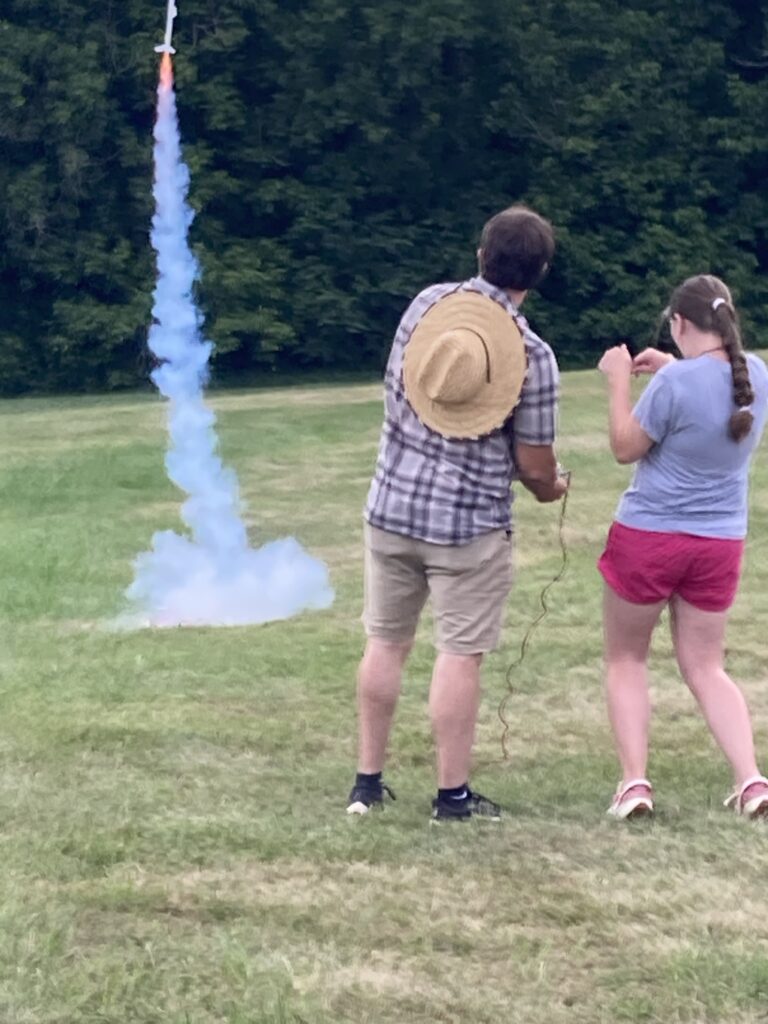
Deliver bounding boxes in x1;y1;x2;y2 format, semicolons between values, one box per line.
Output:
616;353;768;539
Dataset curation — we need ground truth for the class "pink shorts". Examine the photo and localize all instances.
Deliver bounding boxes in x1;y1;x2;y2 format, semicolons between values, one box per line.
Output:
598;522;744;612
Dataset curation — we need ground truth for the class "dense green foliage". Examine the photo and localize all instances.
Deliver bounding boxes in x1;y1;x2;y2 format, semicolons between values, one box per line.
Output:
1;0;767;393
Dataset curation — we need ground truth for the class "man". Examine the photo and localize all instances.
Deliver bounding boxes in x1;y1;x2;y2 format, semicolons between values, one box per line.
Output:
347;205;568;822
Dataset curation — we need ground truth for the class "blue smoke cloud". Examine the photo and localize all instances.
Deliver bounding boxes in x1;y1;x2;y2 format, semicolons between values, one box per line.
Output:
122;57;333;628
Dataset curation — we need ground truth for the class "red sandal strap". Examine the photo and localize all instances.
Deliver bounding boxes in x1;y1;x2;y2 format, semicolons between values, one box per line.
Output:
614;778;652;802
724;774;768;810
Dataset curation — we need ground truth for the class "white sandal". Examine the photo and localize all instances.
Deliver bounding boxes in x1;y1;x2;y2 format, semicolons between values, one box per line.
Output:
607;778;654;820
724;774;768;819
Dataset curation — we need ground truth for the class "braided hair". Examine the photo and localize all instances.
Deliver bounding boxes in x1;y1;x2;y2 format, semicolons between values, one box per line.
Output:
668;274;754;442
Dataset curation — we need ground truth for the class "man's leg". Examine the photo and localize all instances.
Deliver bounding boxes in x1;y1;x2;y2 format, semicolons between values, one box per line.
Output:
357;637;412;774
426;529;512;817
348;525;427;813
429;652;482;788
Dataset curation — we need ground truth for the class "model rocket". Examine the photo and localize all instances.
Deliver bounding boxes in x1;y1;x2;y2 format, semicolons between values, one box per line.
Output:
154;0;177;53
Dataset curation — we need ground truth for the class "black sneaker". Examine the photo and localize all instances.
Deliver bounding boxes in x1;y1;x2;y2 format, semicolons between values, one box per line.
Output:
431;788;502;823
346;781;396;816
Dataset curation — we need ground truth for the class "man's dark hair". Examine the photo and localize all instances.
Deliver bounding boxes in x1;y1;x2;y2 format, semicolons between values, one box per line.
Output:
478;205;555;291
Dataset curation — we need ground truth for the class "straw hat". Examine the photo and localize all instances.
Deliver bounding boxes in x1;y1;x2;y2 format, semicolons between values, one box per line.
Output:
403;292;527;439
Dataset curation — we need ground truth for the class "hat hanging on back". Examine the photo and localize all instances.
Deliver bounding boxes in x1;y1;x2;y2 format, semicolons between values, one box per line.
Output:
403;292;527;439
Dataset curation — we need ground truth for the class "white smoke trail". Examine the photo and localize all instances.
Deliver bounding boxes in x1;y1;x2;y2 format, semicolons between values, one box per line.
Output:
121;55;333;628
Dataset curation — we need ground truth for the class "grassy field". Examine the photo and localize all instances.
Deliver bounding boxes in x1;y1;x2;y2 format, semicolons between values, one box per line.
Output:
2;368;768;1024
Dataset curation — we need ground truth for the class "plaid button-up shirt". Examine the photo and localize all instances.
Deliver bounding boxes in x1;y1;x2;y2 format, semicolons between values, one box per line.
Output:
364;276;559;545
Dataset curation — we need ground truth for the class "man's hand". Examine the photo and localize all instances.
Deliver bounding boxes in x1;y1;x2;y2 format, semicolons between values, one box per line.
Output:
632;348;675;375
514;442;570;503
532;470;569;503
598;344;633;378
552;473;570;501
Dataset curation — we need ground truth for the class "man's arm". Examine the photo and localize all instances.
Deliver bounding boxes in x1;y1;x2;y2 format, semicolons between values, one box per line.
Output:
511;337;567;501
514;442;569;503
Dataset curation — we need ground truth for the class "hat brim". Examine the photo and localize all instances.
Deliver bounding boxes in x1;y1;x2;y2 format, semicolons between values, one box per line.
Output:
403;292;527;440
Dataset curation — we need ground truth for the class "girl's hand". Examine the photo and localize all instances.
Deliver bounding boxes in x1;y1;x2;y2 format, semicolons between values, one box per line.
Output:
632;348;675;375
598;345;633;378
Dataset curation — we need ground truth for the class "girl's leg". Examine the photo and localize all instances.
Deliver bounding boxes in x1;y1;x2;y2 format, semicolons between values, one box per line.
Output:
603;585;666;782
670;595;760;786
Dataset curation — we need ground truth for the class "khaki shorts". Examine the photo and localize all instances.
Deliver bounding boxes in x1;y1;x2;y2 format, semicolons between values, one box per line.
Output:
362;523;514;655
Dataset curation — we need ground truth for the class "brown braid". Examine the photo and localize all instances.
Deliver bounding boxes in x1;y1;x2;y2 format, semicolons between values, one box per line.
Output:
715;305;754;440
668;274;754;442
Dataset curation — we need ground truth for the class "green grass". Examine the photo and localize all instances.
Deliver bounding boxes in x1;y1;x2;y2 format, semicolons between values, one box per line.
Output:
1;371;768;1023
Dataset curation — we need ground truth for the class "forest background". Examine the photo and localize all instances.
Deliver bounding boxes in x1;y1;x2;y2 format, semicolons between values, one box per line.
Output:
1;0;767;395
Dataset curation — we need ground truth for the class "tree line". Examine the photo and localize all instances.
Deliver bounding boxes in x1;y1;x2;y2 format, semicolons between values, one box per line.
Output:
1;0;767;394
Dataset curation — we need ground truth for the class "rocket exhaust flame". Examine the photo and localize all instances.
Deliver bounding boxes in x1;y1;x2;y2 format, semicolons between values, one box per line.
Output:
159;52;173;90
119;51;334;628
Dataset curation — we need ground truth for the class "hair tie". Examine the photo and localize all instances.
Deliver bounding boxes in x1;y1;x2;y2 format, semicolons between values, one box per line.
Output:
712;297;728;311
738;404;753;413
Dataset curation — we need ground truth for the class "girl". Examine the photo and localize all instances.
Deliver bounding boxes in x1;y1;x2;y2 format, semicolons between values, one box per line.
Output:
598;274;768;820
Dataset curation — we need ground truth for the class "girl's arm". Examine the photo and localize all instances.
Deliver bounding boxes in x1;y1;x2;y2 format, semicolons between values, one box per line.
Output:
632;348;676;375
598;345;655;464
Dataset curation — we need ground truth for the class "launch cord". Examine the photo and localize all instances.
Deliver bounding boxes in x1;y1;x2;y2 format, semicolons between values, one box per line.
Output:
498;483;570;760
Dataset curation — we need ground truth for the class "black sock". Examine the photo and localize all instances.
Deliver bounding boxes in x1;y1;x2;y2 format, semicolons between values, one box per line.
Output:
438;783;469;802
356;771;382;788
